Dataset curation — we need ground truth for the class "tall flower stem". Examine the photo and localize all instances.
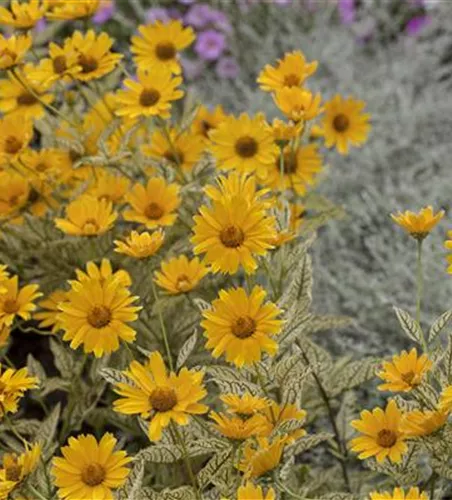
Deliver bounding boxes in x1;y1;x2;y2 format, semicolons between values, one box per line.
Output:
416;239;428;352
151;279;174;371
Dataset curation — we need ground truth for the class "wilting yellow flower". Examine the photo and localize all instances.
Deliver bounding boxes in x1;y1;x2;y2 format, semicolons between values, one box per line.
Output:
47;0;100;20
0;0;47;28
124;177;181;229
209;113;278;177
34;289;67;334
210;412;267;441
0;443;41;497
378;348;432;392
58;274;141;357
131;20;195;75
0;172;29;223
369;487;428;500
439;385;452;412
350;400;407;464
259;401;307;443
113;351;208;441
273;87;322;123
391;206;444;240
0;364;38;417
192;104;227;141
236;482;276;500
115;230;164;260
239;437;286;478
400;409;448;437
0;276;41;328
0;34;32;70
86;170;130;204
271;118;303;143
202;286;283;367
320;95;371;155
74;259;131;288
55;195;117;236
0;115;33;164
52;433;131;500
116;68;183;119
143;128;205;172
221;393;269;415
154;255;209;295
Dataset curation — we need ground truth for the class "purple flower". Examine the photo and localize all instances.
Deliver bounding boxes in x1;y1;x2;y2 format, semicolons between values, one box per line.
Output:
216;56;239;79
273;0;293;5
208;10;232;33
338;0;355;25
34;18;47;33
145;7;171;24
405;15;431;36
178;0;195;4
181;57;205;81
195;30;226;61
93;0;115;24
184;4;214;29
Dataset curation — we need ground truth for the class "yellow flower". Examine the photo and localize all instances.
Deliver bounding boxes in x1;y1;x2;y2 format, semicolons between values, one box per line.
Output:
131;20;195;75
272;203;306;247
391;206;444;240
124;177;181;229
236;482;276;500
52;433;131;500
154;255;209;295
86;170;130;204
350;399;407;463
258;50;318;92
0;364;38;416
443;231;452;274
0;64;54;120
66;30;122;82
0;276;41;328
369;487;428;500
143;128;205;172
55;195;118;236
192;104;227;141
0;34;32;70
320;95;371;155
400;409;448;437
0;172;29;223
239;437;286;478
34;289;67;334
273;87;322;123
220;393;269;415
29;41;81;85
439;385;452;412
271;118;303;143
18;148;70;183
202;286;283;367
377;348;432;393
74;259;131;288
0;115;33;164
46;0;100;20
209;113;278;177
0;0;47;28
204;172;270;206
0;443;41;497
0;327;11;349
210;412;267;441
58;274;141;357
114;230;164;260
113;351;208;441
116;68;183;119
259;401;307;443
262;143;323;195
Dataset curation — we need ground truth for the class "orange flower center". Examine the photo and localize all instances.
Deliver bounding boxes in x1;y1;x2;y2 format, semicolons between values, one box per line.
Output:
401;370;417;386
231;316;256;339
200;120;212;137
220;225;245;248
278;151;297;174
376;429;397;448
235;136;258;158
164;149;184;165
176;274;191;292
333;113;350;132
35;162;49;173
4;456;21;482
144;202;164;220
155;42;176;61
17;91;38;106
82;218;100;234
78;54;98;74
149;387;178;412
87;305;111;329
0;48;17;63
3;299;19;314
4;136;22;155
52;55;67;74
81;463;106;487
283;73;300;87
139;88;161;107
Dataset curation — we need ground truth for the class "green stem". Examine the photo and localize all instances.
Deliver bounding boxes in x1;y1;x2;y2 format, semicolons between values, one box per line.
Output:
27;484;50;500
253;363;277;424
416;239;428;352
151;280;174;371
4;414;29;447
274;475;306;499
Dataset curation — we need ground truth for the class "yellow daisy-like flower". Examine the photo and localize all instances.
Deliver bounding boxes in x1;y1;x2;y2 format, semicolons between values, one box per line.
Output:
0;114;33;164
271;118;303;143
0;443;41;497
192;104;227;142
143;128;205;172
124;177;181;229
34;289;67;334
391;206;444;241
52;433;131;500
210;412;267;441
201;286;283;367
400;409;448;437
0;276;41;328
66;30;122;82
259;401;307;443
350;399;407;464
204;172;269;206
263;143;323;195
0;34;32;70
209;113;278;177
221;393;269;415
18;148;70;183
239;437;286;478
116;68;183;120
439;385;452;412
320;95;371;155
74;259;132;288
369;487;428;500
442;231;452;274
55;195;118;236
154;255;209;295
113;351;209;441
114;230;164;260
58;276;141;357
258;50;318;92
377;348;432;392
0;364;38;417
0;0;47;28
86;170;130;204
236;482;276;500
46;0;100;20
0;172;29;223
273;87;322;123
131;20;195;75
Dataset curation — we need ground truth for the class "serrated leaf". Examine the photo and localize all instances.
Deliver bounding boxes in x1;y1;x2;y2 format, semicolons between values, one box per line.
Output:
99;367;131;386
49;338;80;379
197;448;232;488
116;460;144;500
177;330;198;370
286;432;333;456
273;418;306;439
328;357;380;397
136;444;183;463
429;310;452;343
40;377;71;396
207;366;261;395
27;354;46;382
393;307;423;344
37;403;61;458
278;252;313;311
295;337;333;374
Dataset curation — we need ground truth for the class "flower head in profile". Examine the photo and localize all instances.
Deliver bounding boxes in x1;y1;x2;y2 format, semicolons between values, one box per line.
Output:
320;94;371;154
113;351;208;441
131;20;195;74
115;230;165;260
74;259;131;288
124;177;181;229
391;206;444;241
0;364;38;417
350;399;407;463
191;104;227;141
271;118;303;144
439;385;452;413
259;401;307;443
238;437;286;478
0;34;32;70
52;433;131;500
210;411;267;441
273;87;322;123
400;409;448;437
0;172;29;223
258;50;318;92
19;148;71;183
204;172;270;206
221;393;269;415
46;0;100;20
235;482;276;500
0;115;33;164
202;286;283;367
369;487;428;500
34;289;67;334
86;170;130;204
55;195;117;236
0;0;47;28
377;348;432;392
0;443;41;496
0;276;41;328
154;255;209;295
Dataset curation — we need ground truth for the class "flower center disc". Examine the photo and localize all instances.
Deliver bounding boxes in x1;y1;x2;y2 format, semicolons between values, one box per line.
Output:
144;202;164;220
52;55;67;74
232;316;256;339
280;151;297;174
4;136;22;155
79;54;99;73
81;463;106;487
155;42;176;61
82;218;100;234
376;429;397;448
3;299;19;314
401;370;416;386
164;149;184;165
176;274;191;292
5;462;22;482
87;305;111;329
149;387;178;412
333;113;350;132
235;136;258;158
283;73;300;87
140;88;161;107
220;225;245;248
200;120;212;137
17;92;37;106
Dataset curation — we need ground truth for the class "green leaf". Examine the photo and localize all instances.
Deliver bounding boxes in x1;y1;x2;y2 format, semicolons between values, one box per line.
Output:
207;366;261;395
197;448;232;488
328;357;380;397
116;460;144;500
136;444;183;463
176;330;198;370
26;354;46;382
49;338;81;379
40;377;71;396
393;307;423;344
99;367;132;386
37;403;61;458
429;310;452;343
286;432;333;457
278;252;313;312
